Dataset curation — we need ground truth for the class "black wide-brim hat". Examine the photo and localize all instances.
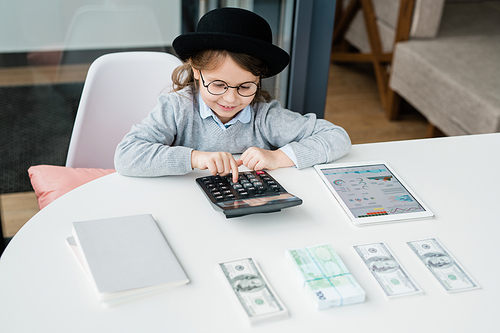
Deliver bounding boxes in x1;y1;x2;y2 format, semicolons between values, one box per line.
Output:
172;7;290;78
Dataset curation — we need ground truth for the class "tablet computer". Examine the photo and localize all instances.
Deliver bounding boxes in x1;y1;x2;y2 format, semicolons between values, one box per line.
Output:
314;161;434;226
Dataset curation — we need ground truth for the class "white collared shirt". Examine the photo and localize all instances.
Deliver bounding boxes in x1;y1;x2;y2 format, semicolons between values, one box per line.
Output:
198;94;251;129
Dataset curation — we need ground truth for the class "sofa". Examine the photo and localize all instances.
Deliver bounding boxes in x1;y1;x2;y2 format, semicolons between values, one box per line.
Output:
341;0;500;136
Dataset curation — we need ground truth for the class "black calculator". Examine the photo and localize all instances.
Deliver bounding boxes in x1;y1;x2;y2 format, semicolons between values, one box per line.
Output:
196;170;302;218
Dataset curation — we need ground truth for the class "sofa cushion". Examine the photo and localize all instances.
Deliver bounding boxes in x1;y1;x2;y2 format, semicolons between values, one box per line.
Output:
410;0;447;37
28;165;116;209
390;36;500;135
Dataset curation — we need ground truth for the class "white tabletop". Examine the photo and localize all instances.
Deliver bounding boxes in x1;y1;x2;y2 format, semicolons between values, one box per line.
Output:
1;133;499;332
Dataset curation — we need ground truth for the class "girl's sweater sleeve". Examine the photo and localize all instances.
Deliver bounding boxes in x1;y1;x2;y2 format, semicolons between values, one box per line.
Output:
114;94;194;177
257;100;351;169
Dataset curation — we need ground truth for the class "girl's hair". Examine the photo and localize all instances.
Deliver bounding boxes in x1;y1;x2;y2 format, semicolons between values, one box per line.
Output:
172;50;272;103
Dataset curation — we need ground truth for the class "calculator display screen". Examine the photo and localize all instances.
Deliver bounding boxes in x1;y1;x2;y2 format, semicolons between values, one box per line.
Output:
217;193;297;210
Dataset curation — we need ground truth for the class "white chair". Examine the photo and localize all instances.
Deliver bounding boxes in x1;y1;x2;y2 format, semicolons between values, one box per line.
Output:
66;51;182;168
29;51;182;209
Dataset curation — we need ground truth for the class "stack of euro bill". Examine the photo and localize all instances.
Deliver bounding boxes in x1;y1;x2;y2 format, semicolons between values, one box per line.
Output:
286;244;366;310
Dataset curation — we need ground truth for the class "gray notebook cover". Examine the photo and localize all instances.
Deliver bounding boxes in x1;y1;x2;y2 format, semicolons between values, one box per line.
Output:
71;214;189;297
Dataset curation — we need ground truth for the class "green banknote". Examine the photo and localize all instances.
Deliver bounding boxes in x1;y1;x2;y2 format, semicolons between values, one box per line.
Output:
219;258;289;325
286;244;365;310
354;242;422;298
407;238;480;292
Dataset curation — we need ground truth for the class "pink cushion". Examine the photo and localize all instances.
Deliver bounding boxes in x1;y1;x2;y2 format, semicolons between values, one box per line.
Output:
28;165;116;210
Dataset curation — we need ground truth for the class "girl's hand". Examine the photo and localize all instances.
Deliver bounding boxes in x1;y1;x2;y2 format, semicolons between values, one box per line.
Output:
238;147;295;171
191;151;241;182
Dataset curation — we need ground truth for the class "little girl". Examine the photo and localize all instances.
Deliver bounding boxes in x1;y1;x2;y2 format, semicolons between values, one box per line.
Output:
114;7;351;182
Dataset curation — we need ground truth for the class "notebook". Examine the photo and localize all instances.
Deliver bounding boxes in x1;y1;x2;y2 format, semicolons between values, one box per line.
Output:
67;214;189;306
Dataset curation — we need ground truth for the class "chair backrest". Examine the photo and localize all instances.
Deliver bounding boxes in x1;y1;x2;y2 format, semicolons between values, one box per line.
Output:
65;51;182;169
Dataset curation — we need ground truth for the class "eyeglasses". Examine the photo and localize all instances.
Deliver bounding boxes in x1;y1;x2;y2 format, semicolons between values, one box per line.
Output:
199;71;259;97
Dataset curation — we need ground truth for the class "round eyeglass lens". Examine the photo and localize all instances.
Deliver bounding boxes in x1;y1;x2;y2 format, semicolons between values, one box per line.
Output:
206;81;228;95
207;81;258;97
237;82;259;97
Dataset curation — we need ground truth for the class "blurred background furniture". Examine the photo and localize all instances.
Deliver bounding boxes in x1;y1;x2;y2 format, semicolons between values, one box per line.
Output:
390;1;500;136
332;0;500;136
332;0;445;118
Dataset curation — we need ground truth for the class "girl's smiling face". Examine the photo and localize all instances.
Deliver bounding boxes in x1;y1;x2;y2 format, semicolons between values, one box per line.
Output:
193;56;259;124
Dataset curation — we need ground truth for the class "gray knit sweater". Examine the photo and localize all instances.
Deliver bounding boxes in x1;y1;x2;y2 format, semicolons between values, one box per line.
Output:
114;88;351;177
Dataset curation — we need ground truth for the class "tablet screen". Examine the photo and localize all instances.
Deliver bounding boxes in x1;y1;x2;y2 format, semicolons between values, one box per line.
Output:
316;162;432;223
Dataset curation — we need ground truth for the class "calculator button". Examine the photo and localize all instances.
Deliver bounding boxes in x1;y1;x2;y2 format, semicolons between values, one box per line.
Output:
197;170;299;215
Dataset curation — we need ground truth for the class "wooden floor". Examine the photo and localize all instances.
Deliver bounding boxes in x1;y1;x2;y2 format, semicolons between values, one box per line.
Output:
325;62;429;144
1;192;39;238
0;61;430;240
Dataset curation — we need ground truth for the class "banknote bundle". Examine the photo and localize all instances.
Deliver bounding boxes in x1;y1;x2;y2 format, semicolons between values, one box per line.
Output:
285;244;366;310
218;258;289;325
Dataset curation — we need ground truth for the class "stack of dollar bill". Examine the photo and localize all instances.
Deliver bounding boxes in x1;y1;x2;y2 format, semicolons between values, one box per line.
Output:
218;258;289;325
285;244;366;310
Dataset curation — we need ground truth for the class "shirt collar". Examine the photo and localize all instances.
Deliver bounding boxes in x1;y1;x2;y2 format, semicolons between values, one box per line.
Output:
198;93;252;129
